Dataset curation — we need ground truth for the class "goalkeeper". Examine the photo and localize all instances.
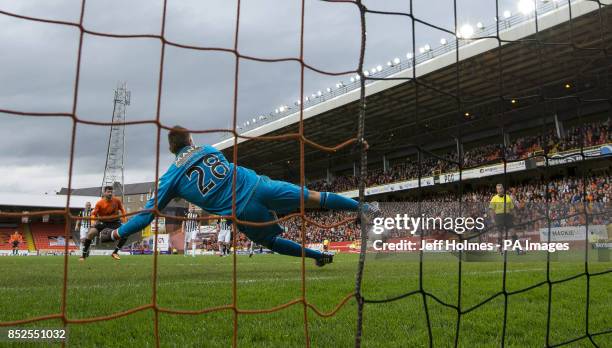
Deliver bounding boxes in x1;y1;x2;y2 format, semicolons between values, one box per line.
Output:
101;126;377;267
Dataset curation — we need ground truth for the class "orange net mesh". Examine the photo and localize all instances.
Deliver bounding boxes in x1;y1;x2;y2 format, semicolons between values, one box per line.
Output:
1;1;611;347
0;1;368;347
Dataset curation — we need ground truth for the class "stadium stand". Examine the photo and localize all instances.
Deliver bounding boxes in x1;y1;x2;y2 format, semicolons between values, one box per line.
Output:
0;226;27;250
283;172;611;244
309;119;611;193
30;222;77;251
0;193;103;254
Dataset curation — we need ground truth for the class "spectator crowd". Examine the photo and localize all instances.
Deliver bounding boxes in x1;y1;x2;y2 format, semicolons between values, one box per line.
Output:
310;120;610;193
281;173;611;244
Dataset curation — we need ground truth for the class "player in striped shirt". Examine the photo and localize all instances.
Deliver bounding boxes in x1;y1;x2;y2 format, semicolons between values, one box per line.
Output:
75;202;92;246
184;206;199;257
217;218;231;257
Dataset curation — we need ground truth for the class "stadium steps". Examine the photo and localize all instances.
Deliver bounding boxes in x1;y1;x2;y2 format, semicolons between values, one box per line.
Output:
22;223;36;251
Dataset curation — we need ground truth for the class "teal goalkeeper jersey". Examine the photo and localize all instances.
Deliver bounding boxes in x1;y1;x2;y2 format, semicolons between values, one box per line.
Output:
117;145;259;238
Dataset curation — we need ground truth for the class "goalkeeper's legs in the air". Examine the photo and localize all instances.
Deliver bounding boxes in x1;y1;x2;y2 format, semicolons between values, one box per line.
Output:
237;176;378;267
238;200;331;266
239;220;333;267
251;176;379;220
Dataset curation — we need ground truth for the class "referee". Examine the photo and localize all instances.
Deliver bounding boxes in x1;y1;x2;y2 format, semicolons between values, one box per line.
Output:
489;183;515;250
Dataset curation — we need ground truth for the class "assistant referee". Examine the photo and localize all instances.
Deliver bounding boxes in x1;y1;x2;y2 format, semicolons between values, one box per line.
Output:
489;183;515;243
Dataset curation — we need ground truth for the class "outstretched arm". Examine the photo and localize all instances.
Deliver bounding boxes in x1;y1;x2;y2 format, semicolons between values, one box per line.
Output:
109;174;175;240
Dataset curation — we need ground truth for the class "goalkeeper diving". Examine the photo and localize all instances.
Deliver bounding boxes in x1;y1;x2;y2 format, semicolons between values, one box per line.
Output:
100;126;377;266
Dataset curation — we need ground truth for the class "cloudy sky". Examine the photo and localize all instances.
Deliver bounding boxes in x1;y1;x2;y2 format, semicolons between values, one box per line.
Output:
0;0;525;194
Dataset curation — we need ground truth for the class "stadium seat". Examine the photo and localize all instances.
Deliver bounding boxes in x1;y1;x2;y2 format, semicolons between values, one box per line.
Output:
30;222;78;251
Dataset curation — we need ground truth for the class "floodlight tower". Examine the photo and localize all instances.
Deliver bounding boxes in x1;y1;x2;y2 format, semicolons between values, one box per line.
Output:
101;82;130;199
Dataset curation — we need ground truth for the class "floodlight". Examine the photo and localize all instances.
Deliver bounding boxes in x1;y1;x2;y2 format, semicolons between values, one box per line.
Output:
459;24;474;39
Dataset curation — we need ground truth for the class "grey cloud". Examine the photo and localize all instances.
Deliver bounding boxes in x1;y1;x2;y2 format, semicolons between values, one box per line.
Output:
1;0;519;193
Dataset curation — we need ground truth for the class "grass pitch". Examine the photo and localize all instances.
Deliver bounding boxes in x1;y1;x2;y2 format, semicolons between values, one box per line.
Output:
0;252;610;347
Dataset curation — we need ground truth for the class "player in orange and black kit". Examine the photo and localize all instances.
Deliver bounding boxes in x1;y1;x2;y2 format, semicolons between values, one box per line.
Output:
9;231;23;256
80;186;128;261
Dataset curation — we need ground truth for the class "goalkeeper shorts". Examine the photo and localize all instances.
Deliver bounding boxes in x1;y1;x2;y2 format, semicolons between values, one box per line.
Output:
237;176;308;245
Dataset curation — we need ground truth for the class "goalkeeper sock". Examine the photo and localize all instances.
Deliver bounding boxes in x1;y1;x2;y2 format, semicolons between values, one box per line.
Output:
114;237;127;254
269;237;322;260
82;239;92;258
320;192;359;211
